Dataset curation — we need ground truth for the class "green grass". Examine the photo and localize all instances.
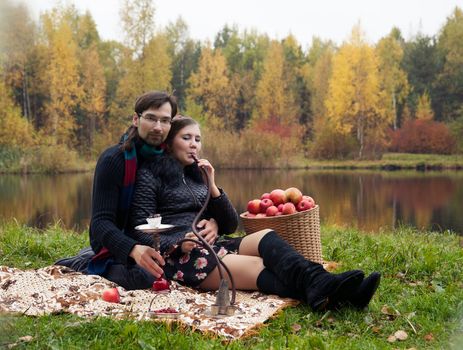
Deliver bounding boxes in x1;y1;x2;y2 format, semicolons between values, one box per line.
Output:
300;153;463;170
1;222;462;349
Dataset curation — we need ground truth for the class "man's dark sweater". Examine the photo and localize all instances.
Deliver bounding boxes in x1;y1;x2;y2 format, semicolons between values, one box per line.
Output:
89;141;153;264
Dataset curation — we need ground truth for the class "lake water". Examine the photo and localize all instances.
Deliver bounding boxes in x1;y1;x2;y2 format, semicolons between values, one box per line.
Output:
0;170;462;234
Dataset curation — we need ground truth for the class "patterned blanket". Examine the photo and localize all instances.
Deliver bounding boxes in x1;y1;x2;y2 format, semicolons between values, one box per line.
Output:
0;265;298;339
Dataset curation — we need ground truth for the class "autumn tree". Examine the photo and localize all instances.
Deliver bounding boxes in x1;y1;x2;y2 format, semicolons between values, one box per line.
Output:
376;28;410;129
415;91;434;120
434;7;463;122
253;40;299;132
325;25;388;158
187;46;237;129
40;11;82;146
0;67;34;148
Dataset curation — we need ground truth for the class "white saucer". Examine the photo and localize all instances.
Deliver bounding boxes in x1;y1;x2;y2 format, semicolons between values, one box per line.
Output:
135;224;175;233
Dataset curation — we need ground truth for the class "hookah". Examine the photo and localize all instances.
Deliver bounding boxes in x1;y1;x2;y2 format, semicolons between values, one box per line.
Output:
152;154;236;316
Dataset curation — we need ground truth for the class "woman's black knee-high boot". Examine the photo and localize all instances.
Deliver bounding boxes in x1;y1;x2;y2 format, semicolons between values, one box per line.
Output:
258;230;364;311
256;268;305;300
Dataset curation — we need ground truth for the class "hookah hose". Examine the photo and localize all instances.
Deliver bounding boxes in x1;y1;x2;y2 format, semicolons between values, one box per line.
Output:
175;155;236;305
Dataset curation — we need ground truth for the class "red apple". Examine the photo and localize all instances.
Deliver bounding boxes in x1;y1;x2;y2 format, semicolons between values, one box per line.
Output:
266;205;279;216
275;211;283;216
102;288;120;303
277;204;284;212
302;195;316;207
282;202;297;215
296;199;314;211
261;192;271;200
285;187;303;204
247;199;261;214
270;189;287;206
260;198;274;213
152;278;170;292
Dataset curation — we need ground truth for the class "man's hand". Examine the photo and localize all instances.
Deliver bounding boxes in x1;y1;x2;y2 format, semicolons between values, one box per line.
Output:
197;218;218;245
181;232;198;253
129;244;165;278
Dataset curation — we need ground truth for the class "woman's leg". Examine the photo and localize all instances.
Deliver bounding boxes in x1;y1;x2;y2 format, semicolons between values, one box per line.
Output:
238;229;273;256
199;254;265;291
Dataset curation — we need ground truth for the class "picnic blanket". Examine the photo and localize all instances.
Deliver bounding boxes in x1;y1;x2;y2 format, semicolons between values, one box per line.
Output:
0;265;298;340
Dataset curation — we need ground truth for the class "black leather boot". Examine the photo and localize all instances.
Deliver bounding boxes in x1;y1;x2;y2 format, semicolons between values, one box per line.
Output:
258;230;364;311
256;268;304;300
346;272;381;309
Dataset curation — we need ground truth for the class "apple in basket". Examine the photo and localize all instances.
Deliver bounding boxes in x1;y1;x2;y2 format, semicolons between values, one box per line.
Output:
260;198;274;213
282;202;297;215
261;192;271;200
247;199;261;214
265;205;279;216
285;187;303;204
297;199;314;211
269;189;287;206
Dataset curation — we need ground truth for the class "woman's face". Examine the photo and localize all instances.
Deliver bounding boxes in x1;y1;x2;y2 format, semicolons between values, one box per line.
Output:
171;124;202;166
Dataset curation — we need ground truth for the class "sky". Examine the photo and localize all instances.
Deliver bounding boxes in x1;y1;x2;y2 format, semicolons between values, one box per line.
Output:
20;0;462;47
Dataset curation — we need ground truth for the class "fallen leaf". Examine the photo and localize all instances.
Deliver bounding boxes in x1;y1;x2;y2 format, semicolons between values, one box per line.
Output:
291;323;302;333
396;272;406;279
372;326;381;334
324;261;339;272
394;330;408;340
387;335;397;343
424;333;434;341
18;336;33;342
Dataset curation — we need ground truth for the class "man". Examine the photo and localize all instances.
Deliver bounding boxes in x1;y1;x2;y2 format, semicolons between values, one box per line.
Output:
56;91;218;289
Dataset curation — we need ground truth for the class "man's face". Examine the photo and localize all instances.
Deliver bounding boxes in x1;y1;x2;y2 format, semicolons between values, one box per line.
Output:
133;102;172;146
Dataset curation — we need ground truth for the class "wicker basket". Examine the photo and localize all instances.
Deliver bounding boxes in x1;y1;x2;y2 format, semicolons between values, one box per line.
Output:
240;205;323;264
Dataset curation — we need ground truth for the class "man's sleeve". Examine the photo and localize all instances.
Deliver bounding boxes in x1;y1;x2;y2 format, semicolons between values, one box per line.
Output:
89;150;139;264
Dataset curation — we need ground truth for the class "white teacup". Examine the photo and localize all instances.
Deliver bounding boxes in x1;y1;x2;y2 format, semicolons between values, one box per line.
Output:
146;216;162;228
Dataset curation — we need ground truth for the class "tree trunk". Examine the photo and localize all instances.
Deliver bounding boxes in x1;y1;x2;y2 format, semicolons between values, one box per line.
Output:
357;116;364;159
392;91;397;130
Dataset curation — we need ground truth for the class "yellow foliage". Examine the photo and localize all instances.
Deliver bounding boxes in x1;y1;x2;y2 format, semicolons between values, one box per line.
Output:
0;78;34;148
43;18;82;146
415;91;434;120
325;24;389;158
254;41;298;126
187;46;237;129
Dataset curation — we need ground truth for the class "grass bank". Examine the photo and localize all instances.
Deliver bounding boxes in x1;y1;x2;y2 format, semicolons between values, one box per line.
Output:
300;153;463;171
1;222;462;349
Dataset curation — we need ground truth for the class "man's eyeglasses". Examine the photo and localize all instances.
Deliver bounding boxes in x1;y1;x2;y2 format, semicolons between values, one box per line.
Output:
138;113;172;126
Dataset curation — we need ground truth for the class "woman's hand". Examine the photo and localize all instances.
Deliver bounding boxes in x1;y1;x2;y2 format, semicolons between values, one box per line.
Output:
197;159;220;197
129;244;165;278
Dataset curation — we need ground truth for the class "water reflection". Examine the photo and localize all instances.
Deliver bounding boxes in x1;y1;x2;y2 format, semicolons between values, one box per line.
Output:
0;174;92;231
0;170;462;234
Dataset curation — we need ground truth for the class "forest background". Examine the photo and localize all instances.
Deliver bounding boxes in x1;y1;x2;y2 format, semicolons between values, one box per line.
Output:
1;0;463;173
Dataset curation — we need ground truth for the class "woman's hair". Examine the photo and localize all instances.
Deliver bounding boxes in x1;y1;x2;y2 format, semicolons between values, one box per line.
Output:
120;91;178;151
164;115;199;151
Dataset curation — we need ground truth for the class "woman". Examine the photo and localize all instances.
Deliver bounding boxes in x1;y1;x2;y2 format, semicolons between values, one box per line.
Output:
129;116;381;311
